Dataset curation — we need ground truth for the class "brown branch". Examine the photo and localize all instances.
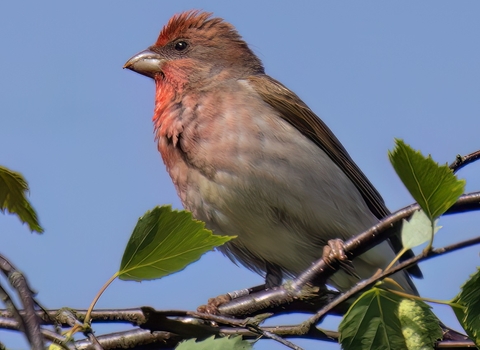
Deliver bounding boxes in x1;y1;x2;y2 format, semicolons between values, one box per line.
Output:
1;151;479;349
0;254;43;350
247;325;304;350
0;316;73;349
449;149;480;173
73;325;337;349
74;328;182;350
292;192;480;291
6;305;471;349
87;333;104;350
0;190;478;349
0;309;339;346
0;283;23;333
304;235;480;327
217;191;480;316
0;308;146;326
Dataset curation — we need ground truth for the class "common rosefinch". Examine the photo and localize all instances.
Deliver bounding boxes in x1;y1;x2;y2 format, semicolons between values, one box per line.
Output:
124;11;421;295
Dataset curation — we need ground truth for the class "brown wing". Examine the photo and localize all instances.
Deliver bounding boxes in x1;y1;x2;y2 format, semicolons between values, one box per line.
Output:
247;75;422;278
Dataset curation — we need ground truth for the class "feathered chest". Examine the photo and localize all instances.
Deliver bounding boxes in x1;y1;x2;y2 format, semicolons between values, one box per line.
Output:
152;79;348;218
151;78;377;258
153;80;267;176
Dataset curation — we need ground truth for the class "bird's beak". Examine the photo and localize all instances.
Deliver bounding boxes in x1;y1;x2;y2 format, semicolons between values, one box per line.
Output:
123;49;166;79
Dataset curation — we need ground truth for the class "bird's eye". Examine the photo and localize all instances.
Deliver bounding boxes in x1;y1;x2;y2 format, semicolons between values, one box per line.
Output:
174;41;188;51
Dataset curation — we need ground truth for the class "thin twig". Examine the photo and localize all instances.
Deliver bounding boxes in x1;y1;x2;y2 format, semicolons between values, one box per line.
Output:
248;325;304;350
87;333;104;350
449;150;480;173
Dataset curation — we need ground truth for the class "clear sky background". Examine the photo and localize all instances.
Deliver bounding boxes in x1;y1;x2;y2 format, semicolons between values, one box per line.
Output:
1;1;479;349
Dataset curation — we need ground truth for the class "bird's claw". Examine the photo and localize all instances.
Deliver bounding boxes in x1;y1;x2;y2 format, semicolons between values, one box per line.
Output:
197;293;232;314
323;239;357;277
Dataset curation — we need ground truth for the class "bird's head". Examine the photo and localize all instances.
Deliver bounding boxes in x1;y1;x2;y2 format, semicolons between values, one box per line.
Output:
124;10;264;89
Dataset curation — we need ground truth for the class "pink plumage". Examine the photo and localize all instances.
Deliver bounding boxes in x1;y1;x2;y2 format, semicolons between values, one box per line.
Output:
125;10;420;295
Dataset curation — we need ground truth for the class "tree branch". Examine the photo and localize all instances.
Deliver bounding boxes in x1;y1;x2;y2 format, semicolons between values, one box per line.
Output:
0;316;72;349
304;235;480;327
1;152;479;349
449;149;480;173
217;191;480;316
0;254;43;350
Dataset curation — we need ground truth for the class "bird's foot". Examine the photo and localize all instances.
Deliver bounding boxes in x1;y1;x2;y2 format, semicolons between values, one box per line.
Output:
196;285;265;314
323;238;348;264
197;293;232;314
323;239;357;277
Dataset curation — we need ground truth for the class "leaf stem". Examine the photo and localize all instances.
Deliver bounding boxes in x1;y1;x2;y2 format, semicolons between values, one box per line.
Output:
387;288;454;306
425;219;435;253
385;247;407;272
83;272;119;326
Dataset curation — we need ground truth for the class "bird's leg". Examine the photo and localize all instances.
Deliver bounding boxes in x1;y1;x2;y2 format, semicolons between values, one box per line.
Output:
323;239;347;265
323;239;358;277
197;284;267;314
197;264;283;314
197;293;232;314
265;262;283;288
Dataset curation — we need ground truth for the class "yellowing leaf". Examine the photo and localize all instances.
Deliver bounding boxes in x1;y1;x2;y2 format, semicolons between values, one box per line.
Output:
340;288;441;350
398;298;442;349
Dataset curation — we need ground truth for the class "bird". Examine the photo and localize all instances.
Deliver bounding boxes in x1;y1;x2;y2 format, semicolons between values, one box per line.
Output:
124;10;421;295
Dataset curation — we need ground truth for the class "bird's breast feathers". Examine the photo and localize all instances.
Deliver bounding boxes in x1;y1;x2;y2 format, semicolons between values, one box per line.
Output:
155;78;377;254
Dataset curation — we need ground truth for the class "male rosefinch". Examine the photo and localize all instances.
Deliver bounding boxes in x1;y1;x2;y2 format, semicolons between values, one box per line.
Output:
124;11;421;295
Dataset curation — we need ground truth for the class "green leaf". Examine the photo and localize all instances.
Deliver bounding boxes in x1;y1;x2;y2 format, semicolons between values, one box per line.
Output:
388;139;465;221
340;288;405;350
0;165;43;233
452;268;480;347
401;210;441;250
339;288;441;350
176;336;252;350
119;205;234;281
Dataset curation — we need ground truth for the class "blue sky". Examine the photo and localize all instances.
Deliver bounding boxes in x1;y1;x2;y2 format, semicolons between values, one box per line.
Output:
1;1;479;349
